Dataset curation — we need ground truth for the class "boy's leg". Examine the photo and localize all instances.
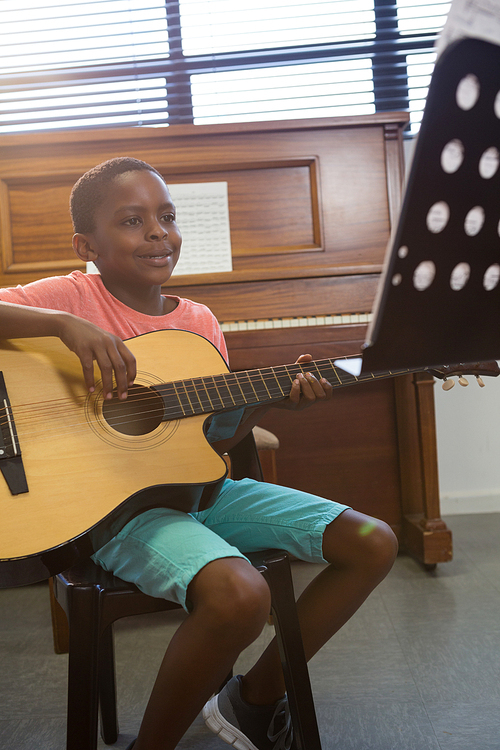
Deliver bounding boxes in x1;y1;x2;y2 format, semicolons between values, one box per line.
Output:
134;556;271;750
91;507;273;750
240;509;398;706
195;480;398;708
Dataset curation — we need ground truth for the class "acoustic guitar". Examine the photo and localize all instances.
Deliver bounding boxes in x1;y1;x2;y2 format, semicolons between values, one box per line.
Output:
0;329;497;588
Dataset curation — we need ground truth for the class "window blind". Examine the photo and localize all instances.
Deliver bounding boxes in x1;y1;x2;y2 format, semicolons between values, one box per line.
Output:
0;0;171;132
0;0;451;135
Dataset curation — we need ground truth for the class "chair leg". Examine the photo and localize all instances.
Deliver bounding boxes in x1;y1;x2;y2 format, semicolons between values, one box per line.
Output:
96;616;231;739
260;552;323;750
66;585;102;750
99;625;119;745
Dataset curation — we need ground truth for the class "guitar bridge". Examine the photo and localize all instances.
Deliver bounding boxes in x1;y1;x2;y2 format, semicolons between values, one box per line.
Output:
0;372;28;495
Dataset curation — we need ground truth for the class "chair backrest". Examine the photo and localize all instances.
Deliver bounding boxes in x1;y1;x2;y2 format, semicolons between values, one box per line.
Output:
227;431;263;482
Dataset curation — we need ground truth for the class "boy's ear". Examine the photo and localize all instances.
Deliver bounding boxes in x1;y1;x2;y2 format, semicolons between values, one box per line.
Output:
73;233;99;264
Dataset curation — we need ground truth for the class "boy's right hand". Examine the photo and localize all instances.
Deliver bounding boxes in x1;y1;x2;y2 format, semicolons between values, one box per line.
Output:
57;315;136;400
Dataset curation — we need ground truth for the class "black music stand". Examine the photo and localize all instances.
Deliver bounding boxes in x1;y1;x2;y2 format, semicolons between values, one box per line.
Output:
360;37;500;375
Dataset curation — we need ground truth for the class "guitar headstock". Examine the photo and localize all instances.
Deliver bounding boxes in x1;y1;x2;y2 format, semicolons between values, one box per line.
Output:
428;361;500;390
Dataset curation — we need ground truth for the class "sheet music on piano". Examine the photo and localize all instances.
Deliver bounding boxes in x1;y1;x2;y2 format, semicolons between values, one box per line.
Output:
339;2;500;379
169;182;232;276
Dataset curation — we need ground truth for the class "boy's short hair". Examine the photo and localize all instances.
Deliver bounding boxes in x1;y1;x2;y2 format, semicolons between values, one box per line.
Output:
70;157;166;234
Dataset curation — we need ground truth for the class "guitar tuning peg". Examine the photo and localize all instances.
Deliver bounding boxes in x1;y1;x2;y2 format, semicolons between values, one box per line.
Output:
458;376;469;387
476;375;486;387
442;378;455;391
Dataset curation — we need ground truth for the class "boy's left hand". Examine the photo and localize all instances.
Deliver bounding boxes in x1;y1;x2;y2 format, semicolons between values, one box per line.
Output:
213;355;332;454
277;354;333;411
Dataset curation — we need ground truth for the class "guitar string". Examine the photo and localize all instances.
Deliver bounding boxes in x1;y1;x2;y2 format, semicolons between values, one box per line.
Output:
15;359;358;410
0;360;344;418
0;363;410;437
0;341;486;426
0;358;355;440
5;354;480;423
2;356;373;419
0;365;306;415
0;367;488;449
0;343;429;433
0;367;412;444
0;360;368;427
0;380;293;437
0;393;289;445
0;355;467;426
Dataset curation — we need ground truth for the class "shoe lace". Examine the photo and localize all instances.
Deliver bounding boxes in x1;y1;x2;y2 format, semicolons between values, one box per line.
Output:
267;696;293;750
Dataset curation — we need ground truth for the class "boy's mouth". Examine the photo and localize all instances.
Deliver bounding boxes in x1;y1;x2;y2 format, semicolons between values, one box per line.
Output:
138;250;174;263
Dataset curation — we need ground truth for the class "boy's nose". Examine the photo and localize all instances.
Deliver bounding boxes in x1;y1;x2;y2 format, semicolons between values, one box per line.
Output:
147;223;167;240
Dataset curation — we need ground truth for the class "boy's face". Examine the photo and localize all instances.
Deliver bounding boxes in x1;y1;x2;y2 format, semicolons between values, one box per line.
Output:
81;170;182;291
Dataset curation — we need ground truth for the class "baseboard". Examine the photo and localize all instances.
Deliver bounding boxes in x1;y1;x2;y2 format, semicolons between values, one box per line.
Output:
440;491;500;515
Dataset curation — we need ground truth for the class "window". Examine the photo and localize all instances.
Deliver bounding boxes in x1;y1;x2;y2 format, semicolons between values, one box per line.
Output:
0;0;451;135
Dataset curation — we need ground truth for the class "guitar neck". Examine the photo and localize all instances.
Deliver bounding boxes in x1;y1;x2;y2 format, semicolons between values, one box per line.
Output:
156;358;414;421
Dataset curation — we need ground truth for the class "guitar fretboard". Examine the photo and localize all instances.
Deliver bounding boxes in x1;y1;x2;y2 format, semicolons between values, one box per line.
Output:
155;357;407;422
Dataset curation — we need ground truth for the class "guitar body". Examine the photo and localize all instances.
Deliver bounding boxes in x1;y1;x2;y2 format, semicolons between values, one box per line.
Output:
0;330;230;588
2;327;497;588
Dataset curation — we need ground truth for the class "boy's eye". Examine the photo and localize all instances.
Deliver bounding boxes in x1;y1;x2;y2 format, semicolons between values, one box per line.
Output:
162;213;175;223
123;217;141;226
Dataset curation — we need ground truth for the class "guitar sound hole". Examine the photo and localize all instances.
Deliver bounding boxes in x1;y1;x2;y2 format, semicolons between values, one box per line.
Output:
102;385;164;436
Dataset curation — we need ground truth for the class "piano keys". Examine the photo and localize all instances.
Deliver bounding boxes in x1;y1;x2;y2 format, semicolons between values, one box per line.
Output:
220;313;372;333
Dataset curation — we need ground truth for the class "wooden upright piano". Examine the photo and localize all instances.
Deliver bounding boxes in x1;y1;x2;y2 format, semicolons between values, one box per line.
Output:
0;114;452;565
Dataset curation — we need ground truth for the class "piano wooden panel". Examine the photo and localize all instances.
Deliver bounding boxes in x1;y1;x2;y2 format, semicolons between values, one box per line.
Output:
176;275;380;323
0;114;452;566
0;114;403;287
224;320;452;565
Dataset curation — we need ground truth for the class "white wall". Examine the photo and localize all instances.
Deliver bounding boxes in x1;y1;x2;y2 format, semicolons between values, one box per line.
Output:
435;374;500;514
402;139;500;514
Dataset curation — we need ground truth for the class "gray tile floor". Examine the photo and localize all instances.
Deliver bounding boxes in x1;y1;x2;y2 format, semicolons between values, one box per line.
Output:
1;513;499;750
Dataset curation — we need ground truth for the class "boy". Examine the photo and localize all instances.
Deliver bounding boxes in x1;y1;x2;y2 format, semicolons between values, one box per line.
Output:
0;158;398;750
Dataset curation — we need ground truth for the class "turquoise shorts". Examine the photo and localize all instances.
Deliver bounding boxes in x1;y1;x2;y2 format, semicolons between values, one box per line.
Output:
92;478;349;610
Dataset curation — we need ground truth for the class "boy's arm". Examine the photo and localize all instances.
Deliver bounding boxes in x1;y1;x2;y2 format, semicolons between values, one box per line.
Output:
211;354;332;455
0;301;136;400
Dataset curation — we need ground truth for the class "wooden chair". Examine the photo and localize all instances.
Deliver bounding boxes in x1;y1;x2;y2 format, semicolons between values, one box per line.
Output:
49;432;321;750
251;425;280;484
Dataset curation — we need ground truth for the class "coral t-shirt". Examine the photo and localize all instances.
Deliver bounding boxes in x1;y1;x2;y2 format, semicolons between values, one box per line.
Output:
0;270;228;360
0;271;242;441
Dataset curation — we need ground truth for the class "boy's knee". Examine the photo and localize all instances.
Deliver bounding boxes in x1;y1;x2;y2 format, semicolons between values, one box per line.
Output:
323;510;398;576
188;558;271;642
359;518;399;573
